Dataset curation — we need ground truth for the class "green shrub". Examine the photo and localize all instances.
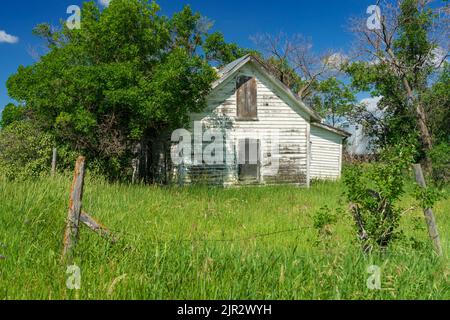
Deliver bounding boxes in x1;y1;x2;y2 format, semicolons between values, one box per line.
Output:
312;205;338;236
343;142;415;253
0;121;54;180
428;142;450;186
0;103;26;128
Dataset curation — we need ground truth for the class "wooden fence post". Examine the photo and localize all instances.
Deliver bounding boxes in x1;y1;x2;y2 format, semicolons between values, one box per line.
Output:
413;164;443;256
62;156;86;260
51;148;57;177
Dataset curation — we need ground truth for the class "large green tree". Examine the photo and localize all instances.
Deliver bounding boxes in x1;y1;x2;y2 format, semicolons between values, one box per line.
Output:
313;77;356;126
346;0;449;165
204;32;255;66
6;0;225;179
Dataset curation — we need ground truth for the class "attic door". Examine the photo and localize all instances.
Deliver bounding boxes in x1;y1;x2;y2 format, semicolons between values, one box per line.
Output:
238;139;261;183
236;76;257;120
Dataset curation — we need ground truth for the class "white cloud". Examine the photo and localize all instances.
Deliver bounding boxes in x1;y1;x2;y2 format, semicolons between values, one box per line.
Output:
368;58;381;66
325;53;349;69
98;0;110;7
430;47;448;69
361;96;384;117
0;30;19;44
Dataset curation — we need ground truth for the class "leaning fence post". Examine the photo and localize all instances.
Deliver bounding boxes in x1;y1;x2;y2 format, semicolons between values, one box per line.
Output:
51;148;57;177
62;156;86;261
413;164;443;256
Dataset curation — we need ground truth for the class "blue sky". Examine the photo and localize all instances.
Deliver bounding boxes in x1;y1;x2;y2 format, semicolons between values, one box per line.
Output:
0;0;376;112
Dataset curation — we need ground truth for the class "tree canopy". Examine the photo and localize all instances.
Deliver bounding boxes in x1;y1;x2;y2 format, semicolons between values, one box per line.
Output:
5;0;251;178
346;0;449;164
0;103;26;128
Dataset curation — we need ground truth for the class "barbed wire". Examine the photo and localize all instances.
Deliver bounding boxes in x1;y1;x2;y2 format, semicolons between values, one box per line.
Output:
109;226;312;245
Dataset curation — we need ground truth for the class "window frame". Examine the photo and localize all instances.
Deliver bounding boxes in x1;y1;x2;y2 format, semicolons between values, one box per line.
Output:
236;76;258;121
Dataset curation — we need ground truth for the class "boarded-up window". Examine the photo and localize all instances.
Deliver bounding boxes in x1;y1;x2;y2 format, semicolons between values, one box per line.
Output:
236;76;257;120
238;139;260;182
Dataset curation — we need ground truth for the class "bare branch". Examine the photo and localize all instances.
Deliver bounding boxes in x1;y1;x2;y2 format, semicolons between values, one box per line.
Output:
252;32;343;99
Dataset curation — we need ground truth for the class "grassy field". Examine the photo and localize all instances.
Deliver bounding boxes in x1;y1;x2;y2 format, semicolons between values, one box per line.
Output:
0;174;448;300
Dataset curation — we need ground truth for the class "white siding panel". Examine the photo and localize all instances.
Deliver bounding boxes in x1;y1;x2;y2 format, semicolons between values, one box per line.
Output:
186;63;310;186
310;126;343;180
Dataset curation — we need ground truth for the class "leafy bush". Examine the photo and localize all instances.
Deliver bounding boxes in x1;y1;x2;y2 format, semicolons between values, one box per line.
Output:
343;143;415;253
0;121;54;180
312;205;338;237
414;184;445;209
0;103;26;128
428;142;450;186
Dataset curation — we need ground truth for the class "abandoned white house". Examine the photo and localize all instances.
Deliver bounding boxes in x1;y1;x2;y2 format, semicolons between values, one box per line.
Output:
173;54;351;187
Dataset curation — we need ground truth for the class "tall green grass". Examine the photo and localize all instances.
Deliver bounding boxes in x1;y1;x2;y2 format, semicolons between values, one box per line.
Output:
0;174;448;300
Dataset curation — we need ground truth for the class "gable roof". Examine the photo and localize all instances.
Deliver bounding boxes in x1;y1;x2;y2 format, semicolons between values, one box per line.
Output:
216;55;250;79
213;54;322;122
311;122;352;138
212;55;351;139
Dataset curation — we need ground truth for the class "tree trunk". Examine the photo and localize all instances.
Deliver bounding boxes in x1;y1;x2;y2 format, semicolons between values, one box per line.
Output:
402;77;433;169
386;46;433;165
415;103;433;151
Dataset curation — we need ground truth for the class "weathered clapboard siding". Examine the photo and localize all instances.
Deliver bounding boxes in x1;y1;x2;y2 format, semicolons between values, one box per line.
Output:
174;56;349;187
310;125;343;180
186;62;310;186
